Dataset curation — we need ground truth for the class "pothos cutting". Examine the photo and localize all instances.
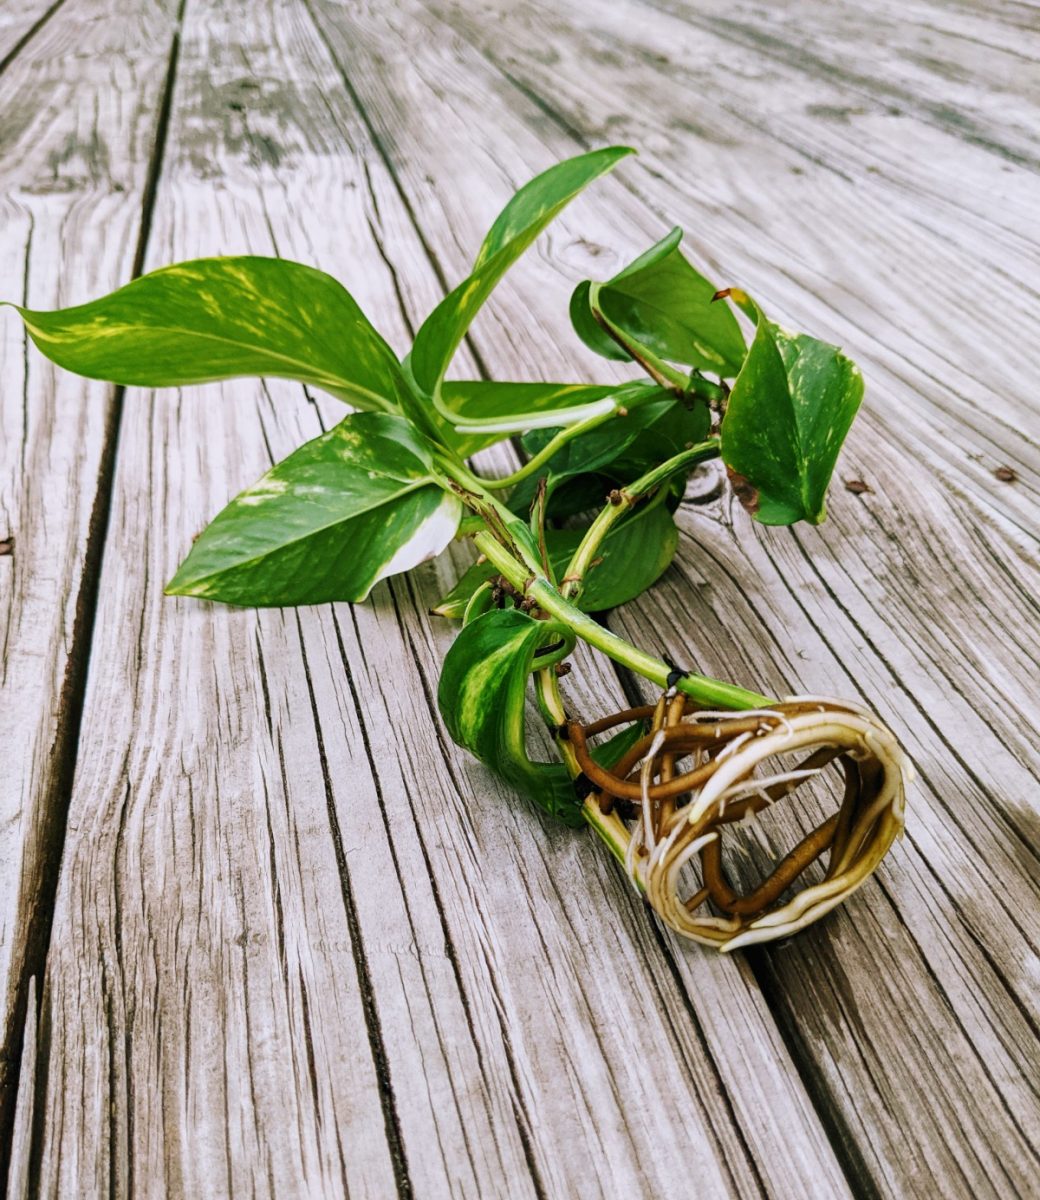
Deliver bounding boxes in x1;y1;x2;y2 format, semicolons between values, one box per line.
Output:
5;147;911;950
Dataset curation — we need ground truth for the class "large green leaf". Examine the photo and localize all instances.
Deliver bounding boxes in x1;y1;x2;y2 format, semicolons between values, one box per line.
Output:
571;227;746;376
409;147;634;397
6;257;408;411
166;412;460;605
438;607;644;825
433;502;678;617
720;302;863;525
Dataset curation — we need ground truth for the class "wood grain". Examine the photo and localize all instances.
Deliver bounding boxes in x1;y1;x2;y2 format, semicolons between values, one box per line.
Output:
1;0;1037;1196
0;0;180;1178
26;0;851;1195
380;0;1040;1193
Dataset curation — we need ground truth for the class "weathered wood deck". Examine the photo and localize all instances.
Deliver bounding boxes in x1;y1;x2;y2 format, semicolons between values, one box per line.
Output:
1;1;1038;1195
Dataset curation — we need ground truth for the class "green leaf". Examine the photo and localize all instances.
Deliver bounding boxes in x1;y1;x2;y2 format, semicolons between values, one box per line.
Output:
7;257;408;411
438;607;645;824
571;227;746;376
433;502;678;617
410;147;634;397
166;412;460;605
438;608;580;823
720;301;863;525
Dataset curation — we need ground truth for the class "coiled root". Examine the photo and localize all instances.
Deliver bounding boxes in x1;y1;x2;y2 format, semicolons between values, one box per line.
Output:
567;695;911;950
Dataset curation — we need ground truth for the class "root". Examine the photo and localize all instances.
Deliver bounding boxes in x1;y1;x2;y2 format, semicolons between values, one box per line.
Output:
568;695;911;950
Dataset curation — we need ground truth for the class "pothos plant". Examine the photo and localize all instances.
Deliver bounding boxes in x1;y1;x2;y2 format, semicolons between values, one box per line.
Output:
6;147;910;950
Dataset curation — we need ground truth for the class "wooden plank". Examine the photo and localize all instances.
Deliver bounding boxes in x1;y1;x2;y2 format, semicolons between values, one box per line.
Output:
0;0;180;1174
30;0;852;1196
372;0;1040;1193
0;2;66;68
5;976;36;1200
426;0;1040;537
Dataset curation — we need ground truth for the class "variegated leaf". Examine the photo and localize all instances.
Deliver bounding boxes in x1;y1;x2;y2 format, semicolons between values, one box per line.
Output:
438;607;644;825
5;256;408;412
166;412;460;605
720;299;863;525
409;146;634;397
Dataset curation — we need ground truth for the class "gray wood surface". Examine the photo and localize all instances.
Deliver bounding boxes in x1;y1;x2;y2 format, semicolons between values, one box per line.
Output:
1;0;1037;1196
0;0;180;1178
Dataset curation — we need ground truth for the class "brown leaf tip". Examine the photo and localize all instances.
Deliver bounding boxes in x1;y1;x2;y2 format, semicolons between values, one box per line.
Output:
726;467;759;513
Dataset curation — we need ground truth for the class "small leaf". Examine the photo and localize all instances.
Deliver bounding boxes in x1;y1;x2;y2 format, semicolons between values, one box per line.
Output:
571;227;746;376
438;608;581;824
720;301;863;525
166;412;460;605
6;257;408;411
410;147;634;396
433;502;678;617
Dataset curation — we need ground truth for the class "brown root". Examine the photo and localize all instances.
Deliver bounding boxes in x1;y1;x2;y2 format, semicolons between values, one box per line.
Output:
568;695;911;950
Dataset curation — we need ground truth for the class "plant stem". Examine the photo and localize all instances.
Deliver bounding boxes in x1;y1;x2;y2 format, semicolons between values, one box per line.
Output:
562;437;721;601
439;452;768;710
473;530;769;710
473;382;663;491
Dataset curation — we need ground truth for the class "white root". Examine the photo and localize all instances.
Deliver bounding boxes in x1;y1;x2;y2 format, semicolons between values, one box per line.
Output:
612;696;911;950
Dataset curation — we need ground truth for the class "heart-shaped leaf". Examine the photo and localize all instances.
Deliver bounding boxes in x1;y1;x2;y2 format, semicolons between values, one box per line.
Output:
166;412;460;605
720;300;863;525
6;257;408;411
571;227;746;376
410;146;634;397
433;501;678;617
438;607;645;825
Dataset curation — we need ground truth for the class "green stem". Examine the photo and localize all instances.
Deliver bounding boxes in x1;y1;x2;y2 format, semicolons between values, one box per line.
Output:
480;405;618;490
562;437;721;601
474;382;663;491
473;530;770;710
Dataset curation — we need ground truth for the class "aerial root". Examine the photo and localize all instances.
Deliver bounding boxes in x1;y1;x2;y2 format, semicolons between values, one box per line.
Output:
567;694;911;950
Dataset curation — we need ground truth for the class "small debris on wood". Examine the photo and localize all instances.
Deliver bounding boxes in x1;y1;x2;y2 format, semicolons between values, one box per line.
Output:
844;478;873;495
994;465;1017;483
0;536;13;557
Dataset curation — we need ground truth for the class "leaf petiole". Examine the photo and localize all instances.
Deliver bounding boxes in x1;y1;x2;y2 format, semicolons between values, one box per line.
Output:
473;381;664;491
561;438;721;603
588;281;690;395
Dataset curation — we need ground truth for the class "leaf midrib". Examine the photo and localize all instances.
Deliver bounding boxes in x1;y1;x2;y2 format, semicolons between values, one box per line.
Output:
175;475;435;587
22;314;399;410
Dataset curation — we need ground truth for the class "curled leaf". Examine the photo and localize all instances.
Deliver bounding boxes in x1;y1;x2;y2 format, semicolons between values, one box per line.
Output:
571;227;746;376
438;608;646;825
